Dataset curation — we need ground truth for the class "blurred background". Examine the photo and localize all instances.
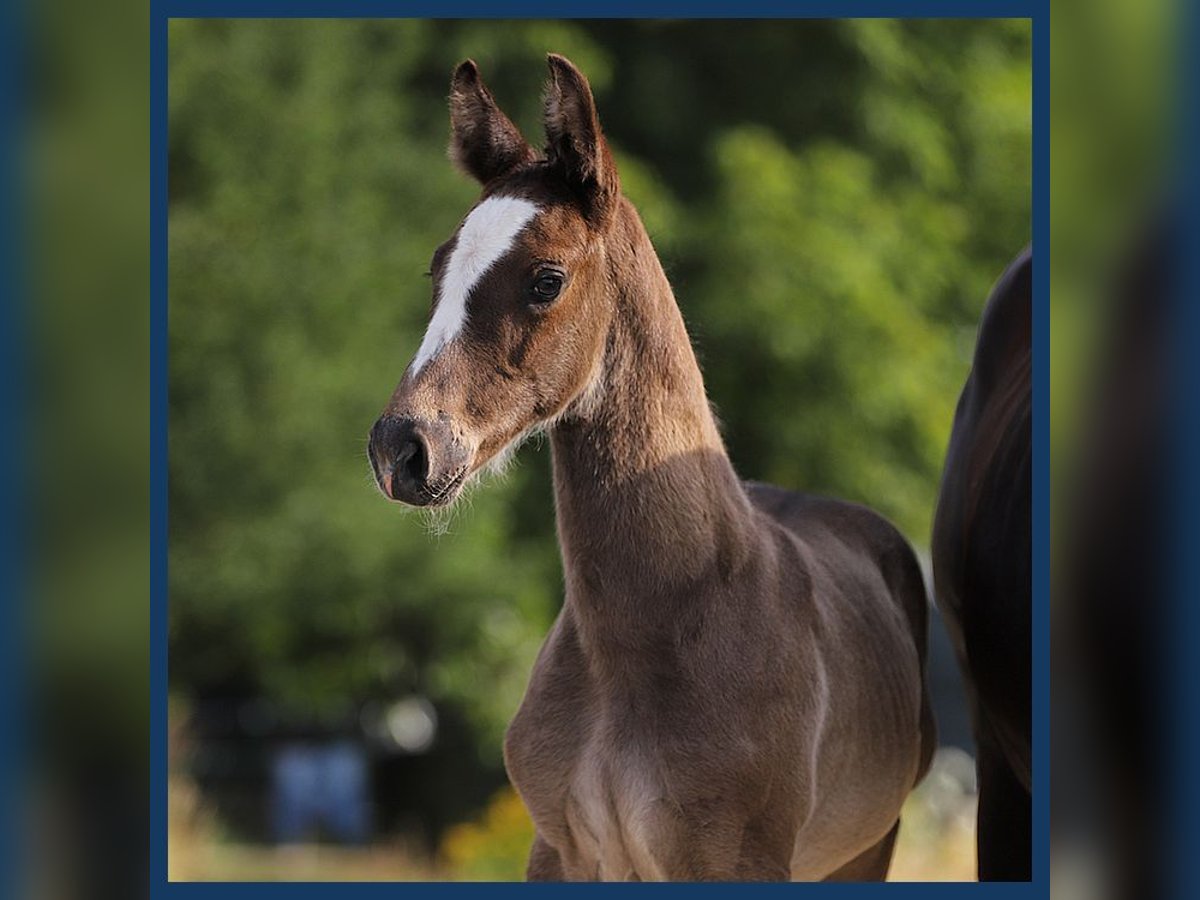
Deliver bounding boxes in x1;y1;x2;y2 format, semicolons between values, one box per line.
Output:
165;19;1029;881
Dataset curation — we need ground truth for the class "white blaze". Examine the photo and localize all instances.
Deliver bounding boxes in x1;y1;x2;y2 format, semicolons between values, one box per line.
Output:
410;195;540;374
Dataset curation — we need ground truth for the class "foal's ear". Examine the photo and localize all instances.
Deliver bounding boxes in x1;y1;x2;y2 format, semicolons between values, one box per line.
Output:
448;60;536;185
543;54;620;226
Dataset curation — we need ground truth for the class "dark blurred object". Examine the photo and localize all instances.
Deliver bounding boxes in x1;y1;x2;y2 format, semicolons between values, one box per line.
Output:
932;248;1032;880
271;740;370;844
1055;213;1172;900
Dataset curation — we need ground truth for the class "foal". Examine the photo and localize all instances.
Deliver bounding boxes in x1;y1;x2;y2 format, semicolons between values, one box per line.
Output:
368;55;936;882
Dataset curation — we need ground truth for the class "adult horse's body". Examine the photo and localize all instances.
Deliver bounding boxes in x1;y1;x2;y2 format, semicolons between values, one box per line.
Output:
369;55;935;881
931;248;1032;880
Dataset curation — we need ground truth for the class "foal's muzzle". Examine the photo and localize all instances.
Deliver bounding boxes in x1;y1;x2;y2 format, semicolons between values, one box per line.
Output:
368;415;470;507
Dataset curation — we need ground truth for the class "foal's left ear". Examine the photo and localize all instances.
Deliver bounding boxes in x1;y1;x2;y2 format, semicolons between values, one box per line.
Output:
449;60;536;185
543;54;620;227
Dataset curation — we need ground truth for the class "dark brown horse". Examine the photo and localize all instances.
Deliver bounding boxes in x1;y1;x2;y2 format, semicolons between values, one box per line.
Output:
369;55;936;881
932;247;1032;880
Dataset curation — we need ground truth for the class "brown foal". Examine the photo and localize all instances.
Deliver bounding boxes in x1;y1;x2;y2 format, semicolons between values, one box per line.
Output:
368;55;936;881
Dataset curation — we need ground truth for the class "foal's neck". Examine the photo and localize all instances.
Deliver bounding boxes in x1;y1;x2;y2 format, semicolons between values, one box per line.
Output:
550;202;757;622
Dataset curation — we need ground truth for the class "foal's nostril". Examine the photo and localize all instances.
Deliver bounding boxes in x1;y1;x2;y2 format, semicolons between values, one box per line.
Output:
370;414;466;506
396;434;429;486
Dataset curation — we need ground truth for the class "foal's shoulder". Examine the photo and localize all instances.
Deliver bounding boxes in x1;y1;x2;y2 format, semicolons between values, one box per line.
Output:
744;481;928;634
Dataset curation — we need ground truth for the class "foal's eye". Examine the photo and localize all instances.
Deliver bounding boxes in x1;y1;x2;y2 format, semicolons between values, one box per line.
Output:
530;271;565;303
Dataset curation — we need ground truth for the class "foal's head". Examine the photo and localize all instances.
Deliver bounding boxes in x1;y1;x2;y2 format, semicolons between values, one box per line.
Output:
368;55;624;507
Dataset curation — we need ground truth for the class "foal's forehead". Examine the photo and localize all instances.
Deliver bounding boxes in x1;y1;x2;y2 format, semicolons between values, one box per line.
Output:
450;194;542;268
448;168;590;245
438;187;587;279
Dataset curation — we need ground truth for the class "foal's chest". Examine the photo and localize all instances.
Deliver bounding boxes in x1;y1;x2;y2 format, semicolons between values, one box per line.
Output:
562;746;671;881
503;615;705;880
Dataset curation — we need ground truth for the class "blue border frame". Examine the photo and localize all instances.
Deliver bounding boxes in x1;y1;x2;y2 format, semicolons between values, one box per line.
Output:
152;3;1047;894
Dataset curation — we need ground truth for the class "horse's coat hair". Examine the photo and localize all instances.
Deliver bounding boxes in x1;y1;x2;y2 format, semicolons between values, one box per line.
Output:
368;54;937;882
932;248;1031;880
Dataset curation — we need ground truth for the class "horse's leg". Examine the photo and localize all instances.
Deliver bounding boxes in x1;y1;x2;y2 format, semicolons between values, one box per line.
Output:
821;820;900;882
525;833;566;881
976;733;1032;880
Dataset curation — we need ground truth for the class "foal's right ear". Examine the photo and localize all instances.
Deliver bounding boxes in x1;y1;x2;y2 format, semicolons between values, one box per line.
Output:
448;60;536;185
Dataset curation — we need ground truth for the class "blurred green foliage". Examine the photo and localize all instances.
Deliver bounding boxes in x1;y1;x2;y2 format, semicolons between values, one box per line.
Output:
168;20;1029;758
1049;0;1171;453
34;0;150;767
